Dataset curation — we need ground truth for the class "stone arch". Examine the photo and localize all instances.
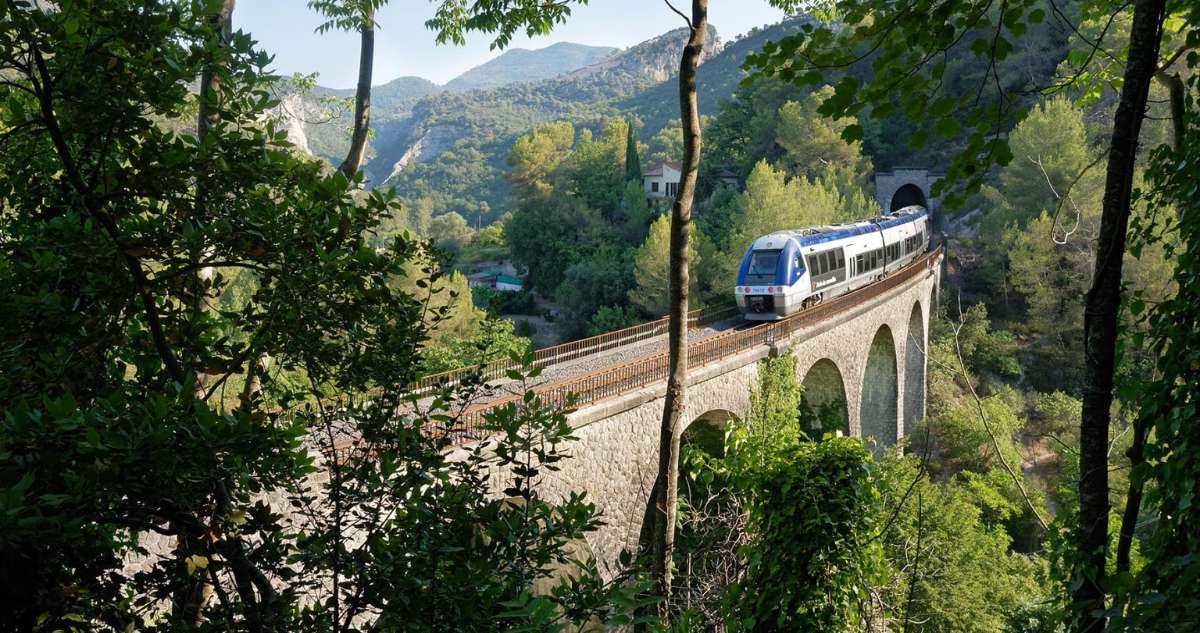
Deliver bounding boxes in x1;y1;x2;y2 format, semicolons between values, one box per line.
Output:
683;409;738;458
799;359;850;437
860;324;899;447
636;409;738;560
890;182;928;211
903;301;926;435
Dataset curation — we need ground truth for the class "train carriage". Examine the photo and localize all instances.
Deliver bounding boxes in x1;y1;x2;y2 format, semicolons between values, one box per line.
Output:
735;205;930;320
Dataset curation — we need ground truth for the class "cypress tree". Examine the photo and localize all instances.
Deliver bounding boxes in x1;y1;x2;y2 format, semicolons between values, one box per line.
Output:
625;118;642;183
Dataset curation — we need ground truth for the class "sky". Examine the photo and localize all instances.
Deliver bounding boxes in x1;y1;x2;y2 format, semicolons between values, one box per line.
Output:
237;1;788;88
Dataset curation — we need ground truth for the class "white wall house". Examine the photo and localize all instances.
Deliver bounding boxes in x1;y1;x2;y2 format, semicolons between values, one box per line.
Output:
643;161;681;199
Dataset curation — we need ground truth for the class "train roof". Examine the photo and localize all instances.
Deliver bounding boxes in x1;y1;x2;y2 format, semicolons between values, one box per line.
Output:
751;206;927;250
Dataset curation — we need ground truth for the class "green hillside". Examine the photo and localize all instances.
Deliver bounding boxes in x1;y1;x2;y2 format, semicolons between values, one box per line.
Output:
370;26;721;224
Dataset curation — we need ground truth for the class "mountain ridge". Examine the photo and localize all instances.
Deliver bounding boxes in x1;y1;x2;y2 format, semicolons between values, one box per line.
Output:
445;42;618;91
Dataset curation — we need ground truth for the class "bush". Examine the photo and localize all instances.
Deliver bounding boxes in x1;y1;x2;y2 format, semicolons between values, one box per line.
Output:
473;287;539;316
586;305;641;336
726;438;884;632
515;319;537;338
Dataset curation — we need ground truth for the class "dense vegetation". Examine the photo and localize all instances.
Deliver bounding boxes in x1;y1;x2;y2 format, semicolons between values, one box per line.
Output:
3;0;1199;631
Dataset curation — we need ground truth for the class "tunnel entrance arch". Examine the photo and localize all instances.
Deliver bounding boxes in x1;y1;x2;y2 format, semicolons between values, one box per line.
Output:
903;302;926;435
860;325;899;447
799;359;850;438
890;183;929;211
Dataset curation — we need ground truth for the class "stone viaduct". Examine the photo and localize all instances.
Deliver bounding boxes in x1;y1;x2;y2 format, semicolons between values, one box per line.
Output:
468;250;943;577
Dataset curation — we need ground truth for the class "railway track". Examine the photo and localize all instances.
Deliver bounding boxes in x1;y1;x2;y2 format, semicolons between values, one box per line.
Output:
415;246;943;447
318;247;942;452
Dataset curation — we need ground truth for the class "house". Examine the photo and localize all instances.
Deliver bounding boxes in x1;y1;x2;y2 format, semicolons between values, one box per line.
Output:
643;161;681;199
718;169;739;188
467;261;524;292
494;275;523;292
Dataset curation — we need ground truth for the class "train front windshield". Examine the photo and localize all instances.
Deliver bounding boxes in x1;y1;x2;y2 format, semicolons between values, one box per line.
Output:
745;250;781;285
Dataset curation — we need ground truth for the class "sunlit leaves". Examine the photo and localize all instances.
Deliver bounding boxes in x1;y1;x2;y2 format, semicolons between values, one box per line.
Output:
427;0;590;50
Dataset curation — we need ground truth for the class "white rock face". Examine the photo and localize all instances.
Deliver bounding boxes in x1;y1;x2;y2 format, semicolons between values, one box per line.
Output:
271;93;314;155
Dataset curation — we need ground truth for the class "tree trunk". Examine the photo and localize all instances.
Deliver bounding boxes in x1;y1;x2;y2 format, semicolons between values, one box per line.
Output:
198;0;235;146
175;2;234;626
1118;65;1186;583
1154;71;1185;153
651;0;706;610
1074;0;1166;629
339;7;374;179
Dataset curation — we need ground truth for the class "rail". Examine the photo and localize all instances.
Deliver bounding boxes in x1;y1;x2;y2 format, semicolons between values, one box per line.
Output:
406;303;740;397
440;246;942;441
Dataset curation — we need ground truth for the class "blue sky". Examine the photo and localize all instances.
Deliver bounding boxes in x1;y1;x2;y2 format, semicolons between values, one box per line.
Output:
237;1;788;88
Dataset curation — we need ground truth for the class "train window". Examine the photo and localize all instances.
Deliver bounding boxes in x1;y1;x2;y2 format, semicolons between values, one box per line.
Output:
821;252;831;274
746;250;781;284
835;250;845;269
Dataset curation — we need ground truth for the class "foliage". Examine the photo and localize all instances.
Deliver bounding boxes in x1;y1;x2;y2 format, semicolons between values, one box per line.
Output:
419;317;531;374
0;5;652;630
390;246;486;342
995;98;1098;226
725;437;884;632
775;85;871;185
874;454;1054;633
586;305;640;337
474;287;539;317
285;357;661;632
427;210;475;255
749;0;1071;210
1117;77;1200;630
629;213;701;316
427;0;589;50
625;116;642;183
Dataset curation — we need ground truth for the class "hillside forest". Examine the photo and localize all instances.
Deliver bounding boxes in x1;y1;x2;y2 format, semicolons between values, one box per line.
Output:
2;0;1199;632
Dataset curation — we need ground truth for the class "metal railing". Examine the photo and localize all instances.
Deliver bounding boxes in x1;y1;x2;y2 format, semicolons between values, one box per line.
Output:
405;303;740;397
438;247;942;442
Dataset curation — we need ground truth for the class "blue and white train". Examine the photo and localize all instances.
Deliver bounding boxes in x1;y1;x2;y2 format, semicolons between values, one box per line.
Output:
734;205;930;320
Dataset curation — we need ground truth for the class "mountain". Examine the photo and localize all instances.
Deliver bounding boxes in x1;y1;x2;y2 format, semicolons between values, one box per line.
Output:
296;76;444;164
623;17;818;135
368;26;723;221
445;42;618;91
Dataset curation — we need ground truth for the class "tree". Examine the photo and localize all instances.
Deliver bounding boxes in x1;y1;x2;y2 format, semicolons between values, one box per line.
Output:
775;85;868;183
0;3;661;630
427;211;474;254
998;98;1098;226
651;0;708;606
630;213;700;316
0;1;426;627
308;0;387;178
507;120;575;203
1074;3;1169;627
565;119;627;217
621;178;655;241
626;116;643;182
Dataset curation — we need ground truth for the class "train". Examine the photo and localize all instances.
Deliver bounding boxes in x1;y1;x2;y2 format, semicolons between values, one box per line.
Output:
734;205;930;320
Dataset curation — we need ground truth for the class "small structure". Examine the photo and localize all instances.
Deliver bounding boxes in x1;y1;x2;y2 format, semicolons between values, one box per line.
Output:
717;168;739;188
643;161;681;199
467;262;524;292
